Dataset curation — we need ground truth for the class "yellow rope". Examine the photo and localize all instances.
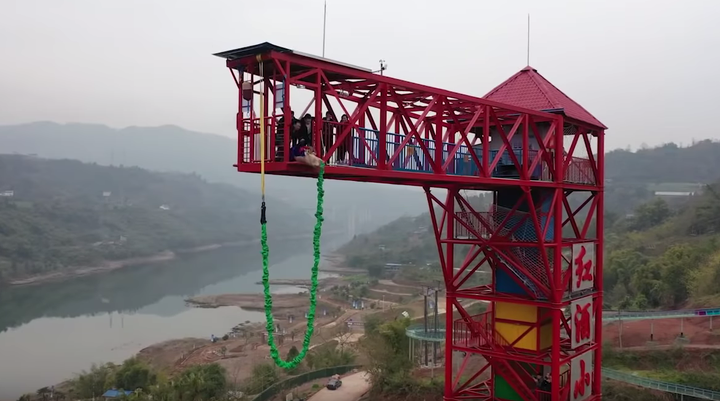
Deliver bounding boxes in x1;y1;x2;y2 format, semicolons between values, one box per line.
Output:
257;54;266;198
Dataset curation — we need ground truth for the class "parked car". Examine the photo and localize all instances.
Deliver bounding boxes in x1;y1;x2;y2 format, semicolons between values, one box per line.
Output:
326;376;342;390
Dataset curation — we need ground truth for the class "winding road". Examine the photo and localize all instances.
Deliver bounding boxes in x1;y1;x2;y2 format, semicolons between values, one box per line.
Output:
308;371;370;401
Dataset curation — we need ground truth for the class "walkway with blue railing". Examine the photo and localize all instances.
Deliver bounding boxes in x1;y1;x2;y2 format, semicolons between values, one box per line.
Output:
602;368;720;400
405;307;720;398
346;128;547;179
602;307;720;322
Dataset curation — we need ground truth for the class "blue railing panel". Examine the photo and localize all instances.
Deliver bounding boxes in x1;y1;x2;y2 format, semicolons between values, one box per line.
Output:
346;129;543;179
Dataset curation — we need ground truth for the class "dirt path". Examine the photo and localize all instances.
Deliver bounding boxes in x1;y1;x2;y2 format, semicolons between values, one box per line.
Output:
186;293;337;312
308;371;369;401
378;279;407;287
370;288;414;296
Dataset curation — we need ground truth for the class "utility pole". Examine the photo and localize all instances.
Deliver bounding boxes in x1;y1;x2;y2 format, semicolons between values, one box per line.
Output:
423;286;429;366
526;13;531;65
375;60;387;75
433;282;439;371
322;1;327;57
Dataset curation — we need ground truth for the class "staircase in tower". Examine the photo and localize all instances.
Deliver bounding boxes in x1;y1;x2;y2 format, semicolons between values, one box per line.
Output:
441;66;604;401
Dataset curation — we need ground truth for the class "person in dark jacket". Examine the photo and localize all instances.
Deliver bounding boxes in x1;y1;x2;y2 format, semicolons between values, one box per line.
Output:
322;111;336;157
289;120;321;167
275;110;297;161
336;114;353;164
298;113;313;146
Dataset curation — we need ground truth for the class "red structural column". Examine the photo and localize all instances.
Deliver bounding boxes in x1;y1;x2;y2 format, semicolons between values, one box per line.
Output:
551;116;565;401
593;129;605;396
443;188;456;400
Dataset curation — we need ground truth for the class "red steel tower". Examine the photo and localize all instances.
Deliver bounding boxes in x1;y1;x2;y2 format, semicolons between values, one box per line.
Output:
216;43;605;401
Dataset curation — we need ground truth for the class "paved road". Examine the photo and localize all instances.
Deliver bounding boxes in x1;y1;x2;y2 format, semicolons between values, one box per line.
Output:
308;371;370;401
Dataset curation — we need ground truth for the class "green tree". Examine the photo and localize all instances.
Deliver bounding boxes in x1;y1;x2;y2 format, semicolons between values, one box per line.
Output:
286;345;299;361
629;198;672;231
244;363;279;394
72;363;115;398
362;318;413;392
306;346;356;369
173;364;227;401
114;358;157;391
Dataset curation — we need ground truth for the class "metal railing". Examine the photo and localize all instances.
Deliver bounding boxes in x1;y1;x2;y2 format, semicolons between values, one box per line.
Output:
603;307;720;322
252;364;362;401
406;314;720;399
238;118;596;185
602;368;720;400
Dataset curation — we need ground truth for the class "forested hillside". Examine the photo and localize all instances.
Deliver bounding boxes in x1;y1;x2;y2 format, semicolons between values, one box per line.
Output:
604;140;720;213
0;155;309;283
605;187;720;309
0;122;427;232
338;194;492;268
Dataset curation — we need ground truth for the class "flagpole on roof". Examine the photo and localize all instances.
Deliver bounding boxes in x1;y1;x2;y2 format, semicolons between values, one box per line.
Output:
322;1;327;57
527;13;531;66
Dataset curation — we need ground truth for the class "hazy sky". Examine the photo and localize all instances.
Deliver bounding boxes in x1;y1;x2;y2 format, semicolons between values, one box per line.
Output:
1;0;719;151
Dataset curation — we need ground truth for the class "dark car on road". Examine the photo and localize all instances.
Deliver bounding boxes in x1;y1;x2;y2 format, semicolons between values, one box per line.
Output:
326;377;342;390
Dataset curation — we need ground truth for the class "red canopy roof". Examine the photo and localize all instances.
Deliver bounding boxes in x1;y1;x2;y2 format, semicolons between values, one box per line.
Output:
484;66;606;130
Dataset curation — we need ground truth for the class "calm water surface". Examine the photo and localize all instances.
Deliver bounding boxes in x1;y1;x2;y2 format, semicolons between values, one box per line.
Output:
0;236;345;399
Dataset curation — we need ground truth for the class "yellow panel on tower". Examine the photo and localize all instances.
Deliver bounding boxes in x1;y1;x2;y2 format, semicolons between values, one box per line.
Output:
494;302;554;352
495;321;538;350
495;302;537;323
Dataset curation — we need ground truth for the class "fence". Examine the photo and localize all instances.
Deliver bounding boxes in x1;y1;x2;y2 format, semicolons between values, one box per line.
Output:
602;368;720;400
252;365;363;401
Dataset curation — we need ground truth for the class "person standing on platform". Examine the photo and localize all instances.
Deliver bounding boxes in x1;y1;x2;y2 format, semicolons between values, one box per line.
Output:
299;113;314;146
322;111;336;158
336;114;353;164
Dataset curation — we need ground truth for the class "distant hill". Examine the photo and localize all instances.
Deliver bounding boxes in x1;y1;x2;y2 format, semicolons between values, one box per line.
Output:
0;154;311;284
0;122;427;232
604;140;720;214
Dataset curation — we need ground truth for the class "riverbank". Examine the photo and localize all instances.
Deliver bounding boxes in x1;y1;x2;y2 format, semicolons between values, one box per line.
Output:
30;276;433;399
186;293;340;313
6;231;346;287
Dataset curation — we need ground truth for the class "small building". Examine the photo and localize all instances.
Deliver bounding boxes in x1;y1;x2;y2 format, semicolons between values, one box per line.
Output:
654;191;695;197
102;389;133;399
383;263;403;273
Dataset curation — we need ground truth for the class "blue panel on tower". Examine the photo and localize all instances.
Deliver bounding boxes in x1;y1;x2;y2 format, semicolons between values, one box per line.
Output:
496;267;530;296
540;196;554;241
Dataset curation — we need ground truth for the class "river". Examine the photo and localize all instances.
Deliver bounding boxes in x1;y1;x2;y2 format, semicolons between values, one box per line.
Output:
0;236;347;399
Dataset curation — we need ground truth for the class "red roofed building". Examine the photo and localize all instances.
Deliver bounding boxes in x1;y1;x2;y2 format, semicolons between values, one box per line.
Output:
484;66;606;130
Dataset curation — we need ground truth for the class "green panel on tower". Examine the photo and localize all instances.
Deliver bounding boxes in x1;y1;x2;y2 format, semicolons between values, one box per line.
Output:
494;374;524;401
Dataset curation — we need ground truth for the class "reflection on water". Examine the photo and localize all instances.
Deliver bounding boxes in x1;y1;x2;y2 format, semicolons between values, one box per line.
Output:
0;236;345;399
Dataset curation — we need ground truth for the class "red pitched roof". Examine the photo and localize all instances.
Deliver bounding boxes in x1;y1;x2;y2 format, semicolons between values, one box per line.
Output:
483;66;606;129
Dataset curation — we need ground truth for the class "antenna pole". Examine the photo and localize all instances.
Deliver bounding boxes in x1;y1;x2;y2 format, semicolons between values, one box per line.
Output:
322;1;327;57
527;13;531;65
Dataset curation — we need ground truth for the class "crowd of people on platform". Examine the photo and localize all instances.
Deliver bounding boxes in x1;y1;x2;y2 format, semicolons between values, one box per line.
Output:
275;110;353;168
